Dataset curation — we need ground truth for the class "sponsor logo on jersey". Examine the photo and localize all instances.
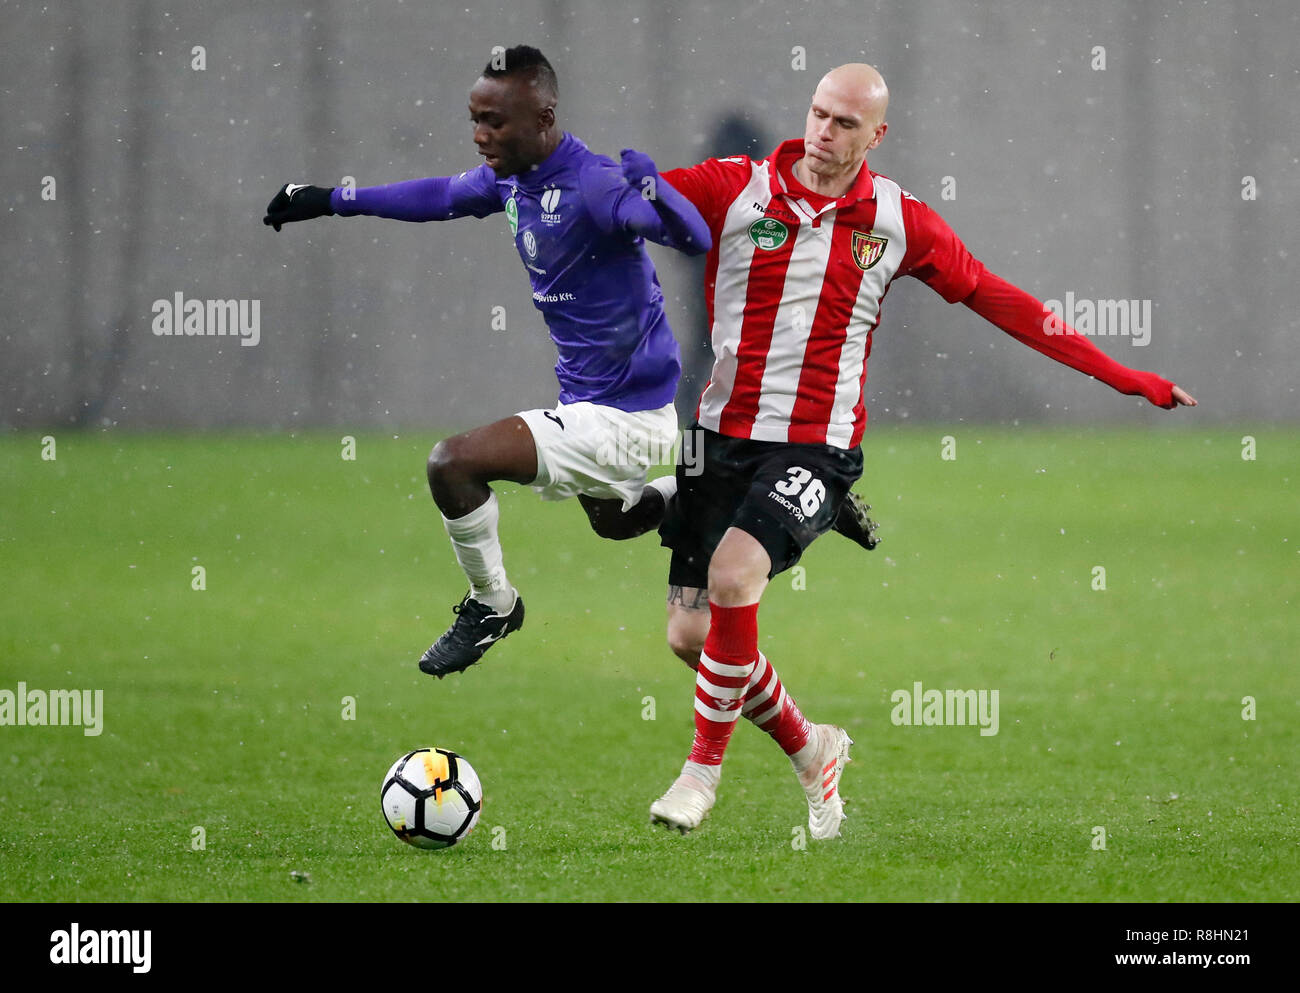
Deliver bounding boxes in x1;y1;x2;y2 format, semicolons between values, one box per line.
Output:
851;230;888;271
532;290;576;304
766;489;806;523
505;195;519;235
748;217;789;251
753;201;798;223
522;229;537;258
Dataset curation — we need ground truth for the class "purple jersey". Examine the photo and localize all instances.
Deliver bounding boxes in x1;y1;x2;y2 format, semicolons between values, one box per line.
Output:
332;133;711;412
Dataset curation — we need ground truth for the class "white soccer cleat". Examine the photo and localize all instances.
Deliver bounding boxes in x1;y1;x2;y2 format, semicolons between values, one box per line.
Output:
793;724;853;840
649;760;720;834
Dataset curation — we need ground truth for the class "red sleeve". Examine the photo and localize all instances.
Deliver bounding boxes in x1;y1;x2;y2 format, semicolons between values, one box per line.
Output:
896;192;986;303
660;156;752;231
962;270;1177;408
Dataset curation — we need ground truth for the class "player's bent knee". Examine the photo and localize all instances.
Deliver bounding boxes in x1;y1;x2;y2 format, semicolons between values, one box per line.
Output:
706;561;757;605
427;436;467;486
707;533;771;605
667;634;701;670
672;646;701;669
666;615;705;670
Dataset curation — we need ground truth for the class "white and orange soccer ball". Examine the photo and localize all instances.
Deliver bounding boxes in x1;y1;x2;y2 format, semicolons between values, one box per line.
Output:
381;747;483;849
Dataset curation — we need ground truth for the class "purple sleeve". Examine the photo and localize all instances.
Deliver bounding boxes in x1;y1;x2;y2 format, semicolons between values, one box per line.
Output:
330;165;501;221
579;160;711;255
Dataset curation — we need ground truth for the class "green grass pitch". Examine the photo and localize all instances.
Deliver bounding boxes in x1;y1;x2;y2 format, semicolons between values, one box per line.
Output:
1;427;1295;902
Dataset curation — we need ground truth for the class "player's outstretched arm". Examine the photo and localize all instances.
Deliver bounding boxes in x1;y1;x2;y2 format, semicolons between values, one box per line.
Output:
582;151;711;255
330;171;502;222
264;168;502;230
962;270;1198;411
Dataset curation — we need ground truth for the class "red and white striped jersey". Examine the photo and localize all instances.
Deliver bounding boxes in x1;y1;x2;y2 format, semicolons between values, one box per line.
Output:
663;139;985;449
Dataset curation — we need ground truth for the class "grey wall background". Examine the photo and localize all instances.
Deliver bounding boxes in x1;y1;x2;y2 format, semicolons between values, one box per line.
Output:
4;0;1297;431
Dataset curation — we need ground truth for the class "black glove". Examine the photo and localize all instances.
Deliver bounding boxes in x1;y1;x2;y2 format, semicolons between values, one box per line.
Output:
263;183;335;231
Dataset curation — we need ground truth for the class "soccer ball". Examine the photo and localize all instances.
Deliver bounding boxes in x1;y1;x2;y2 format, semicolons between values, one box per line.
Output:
381;747;483;849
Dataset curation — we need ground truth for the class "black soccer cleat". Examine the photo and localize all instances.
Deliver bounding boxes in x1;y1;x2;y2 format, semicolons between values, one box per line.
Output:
418;591;525;679
832;491;881;550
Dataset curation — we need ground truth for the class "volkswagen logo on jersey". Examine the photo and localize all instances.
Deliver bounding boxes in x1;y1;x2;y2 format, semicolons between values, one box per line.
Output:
749;217;789;251
523;229;538;258
851;230;888;271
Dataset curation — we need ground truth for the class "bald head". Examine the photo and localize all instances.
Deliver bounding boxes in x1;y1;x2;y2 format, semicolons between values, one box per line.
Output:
817;63;889;126
797;63;890;197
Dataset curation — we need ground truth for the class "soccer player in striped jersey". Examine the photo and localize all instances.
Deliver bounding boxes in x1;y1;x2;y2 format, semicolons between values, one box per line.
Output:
649;63;1197;838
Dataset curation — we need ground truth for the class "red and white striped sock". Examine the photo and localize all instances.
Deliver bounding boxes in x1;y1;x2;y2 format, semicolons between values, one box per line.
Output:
742;652;812;756
688;602;759;766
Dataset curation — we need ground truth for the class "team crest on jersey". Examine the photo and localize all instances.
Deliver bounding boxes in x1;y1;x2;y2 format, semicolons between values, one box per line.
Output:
505;195;519;235
749;217;789;251
851;231;888;270
539;187;563;224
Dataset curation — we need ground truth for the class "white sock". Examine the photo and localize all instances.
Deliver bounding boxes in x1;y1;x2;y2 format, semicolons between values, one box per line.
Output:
643;474;678;504
789;724;825;777
441;492;516;613
681;759;721;790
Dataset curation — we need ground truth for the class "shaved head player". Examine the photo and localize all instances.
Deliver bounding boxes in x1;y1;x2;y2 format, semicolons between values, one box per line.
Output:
649;63;1196;838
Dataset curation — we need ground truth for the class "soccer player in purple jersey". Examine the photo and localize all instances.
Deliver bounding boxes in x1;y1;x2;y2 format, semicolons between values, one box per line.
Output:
264;47;876;678
264;46;714;676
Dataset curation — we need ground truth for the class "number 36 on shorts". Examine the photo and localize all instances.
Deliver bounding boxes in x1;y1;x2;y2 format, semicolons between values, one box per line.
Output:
773;466;826;515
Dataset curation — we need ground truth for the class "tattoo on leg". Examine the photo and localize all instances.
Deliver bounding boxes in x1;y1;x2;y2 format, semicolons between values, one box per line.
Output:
667;585;710;610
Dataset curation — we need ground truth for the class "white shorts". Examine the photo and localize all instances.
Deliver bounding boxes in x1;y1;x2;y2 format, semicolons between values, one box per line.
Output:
516;401;679;511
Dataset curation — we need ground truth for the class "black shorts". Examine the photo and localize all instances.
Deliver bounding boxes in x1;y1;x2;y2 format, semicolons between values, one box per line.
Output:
659;424;864;588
